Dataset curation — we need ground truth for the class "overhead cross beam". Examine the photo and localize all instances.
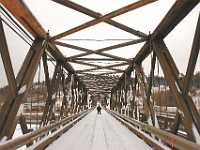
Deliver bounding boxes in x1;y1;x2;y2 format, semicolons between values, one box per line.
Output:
98;70;124;76
53;39;146;61
50;0;157;40
75;62;128;73
70;60;127;72
51;0;147;38
71;58;123;61
79;74;119;82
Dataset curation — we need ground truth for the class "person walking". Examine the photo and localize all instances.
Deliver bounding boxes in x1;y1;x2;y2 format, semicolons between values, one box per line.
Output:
97;105;101;114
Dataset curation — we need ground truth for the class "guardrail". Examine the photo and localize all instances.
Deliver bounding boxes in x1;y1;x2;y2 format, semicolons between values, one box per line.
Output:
107;109;200;150
0;109;92;150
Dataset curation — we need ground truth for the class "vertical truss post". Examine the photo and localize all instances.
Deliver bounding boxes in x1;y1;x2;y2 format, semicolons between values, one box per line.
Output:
124;73;128;108
134;64;156;126
46;62;62;123
133;72;139;120
70;74;75;114
60;73;69;118
146;51;158;127
116;90;119;113
81;86;87;110
119;85;122;114
41;51;53;126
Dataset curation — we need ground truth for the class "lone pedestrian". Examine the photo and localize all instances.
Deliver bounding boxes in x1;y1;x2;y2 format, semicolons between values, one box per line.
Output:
97;105;101;114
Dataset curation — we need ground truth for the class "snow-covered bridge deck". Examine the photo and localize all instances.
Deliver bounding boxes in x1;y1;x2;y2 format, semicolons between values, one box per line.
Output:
46;110;151;150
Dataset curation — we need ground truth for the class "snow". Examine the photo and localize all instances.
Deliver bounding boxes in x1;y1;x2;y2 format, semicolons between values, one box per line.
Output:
0;136;7;142
17;104;24;116
175;82;181;93
192;124;200;144
13;124;26;150
18;85;27;94
46;110;152;150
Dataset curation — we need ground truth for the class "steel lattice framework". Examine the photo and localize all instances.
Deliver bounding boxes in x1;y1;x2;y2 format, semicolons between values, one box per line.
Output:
0;0;200;149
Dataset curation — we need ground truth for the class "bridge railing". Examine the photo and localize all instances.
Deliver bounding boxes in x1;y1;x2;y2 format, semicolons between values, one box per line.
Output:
0;109;92;150
107;109;200;150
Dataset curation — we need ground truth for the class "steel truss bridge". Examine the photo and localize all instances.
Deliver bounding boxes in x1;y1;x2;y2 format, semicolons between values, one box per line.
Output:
0;0;200;150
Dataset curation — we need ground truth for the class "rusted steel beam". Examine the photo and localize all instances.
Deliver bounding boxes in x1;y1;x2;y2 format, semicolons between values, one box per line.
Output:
50;0;157;40
133;71;138;119
74;50;131;63
98;70;124;76
85;82;114;86
0;18;17;97
47;43;85;87
51;0;147;38
86;86;113;89
135;0;200;64
0;0;46;38
85;84;115;88
116;0;200;92
183;12;200;94
84;81;116;85
88;89;111;93
48;43;75;73
154;40;200;137
73;58;121;61
77;68;118;73
41;52;54;126
153;40;200;142
146;52;156;107
90;39;146;54
70;60;128;72
80;73;118;82
146;52;156;124
83;77;119;81
84;83;117;88
80;78;118;82
164;40;200;139
152;0;200;40
45;63;63;124
53;41;90;53
60;68;69;118
0;39;45;139
76;62;128;73
0;0;79;76
58;38;146;59
114;64;134;88
54;41;137;63
134;64;156;126
85;85;115;90
80;73;119;78
79;72;109;77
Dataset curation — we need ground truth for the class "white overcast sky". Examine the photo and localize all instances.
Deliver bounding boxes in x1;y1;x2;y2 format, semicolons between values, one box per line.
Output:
1;0;200;87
